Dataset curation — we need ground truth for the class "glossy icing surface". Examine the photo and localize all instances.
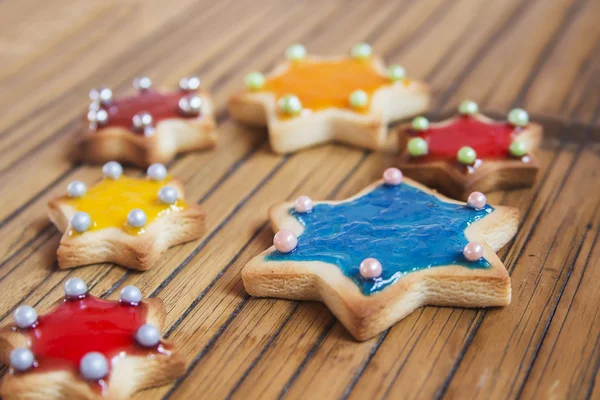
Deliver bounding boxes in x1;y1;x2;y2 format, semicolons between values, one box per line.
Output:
99;90;197;130
65;177;187;235
408;116;521;160
266;182;493;295
261;58;393;115
17;295;167;393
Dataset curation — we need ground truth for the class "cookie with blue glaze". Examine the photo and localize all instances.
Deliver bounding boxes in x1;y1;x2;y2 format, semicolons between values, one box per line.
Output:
242;169;518;341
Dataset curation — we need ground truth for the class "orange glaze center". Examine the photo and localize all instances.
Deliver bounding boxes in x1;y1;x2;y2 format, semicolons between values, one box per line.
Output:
261;58;392;115
65;176;187;236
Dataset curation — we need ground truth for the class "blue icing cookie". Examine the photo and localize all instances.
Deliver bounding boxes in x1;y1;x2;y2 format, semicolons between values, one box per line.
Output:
266;182;493;295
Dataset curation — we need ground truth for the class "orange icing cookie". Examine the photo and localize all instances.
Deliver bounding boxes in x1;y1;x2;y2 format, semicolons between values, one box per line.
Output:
64;175;187;236
261;58;392;115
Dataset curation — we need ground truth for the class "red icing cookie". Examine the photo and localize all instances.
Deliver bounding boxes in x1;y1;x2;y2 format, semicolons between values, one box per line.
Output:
0;278;185;399
80;76;217;168
395;102;543;200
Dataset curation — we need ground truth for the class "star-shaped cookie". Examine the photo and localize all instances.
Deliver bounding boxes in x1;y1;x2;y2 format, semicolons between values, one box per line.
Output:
229;43;430;153
48;161;205;270
0;278;185;400
395;102;543;200
242;169;518;340
81;76;217;167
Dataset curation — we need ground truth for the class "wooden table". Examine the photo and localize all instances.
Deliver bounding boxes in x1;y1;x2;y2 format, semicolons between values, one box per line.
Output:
0;0;599;398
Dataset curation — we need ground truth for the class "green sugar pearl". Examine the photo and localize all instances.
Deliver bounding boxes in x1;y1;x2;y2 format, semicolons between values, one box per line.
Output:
351;43;372;60
458;100;479;116
509;140;527;157
508;108;529;127
407;137;428;157
278;94;302;115
411;116;429;131
285;44;306;61
387;65;406;82
244;72;265;90
457;146;477;165
349;90;368;108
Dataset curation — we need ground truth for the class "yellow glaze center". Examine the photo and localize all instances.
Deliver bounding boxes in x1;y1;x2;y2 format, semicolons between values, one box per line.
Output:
65;176;187;236
261;58;392;115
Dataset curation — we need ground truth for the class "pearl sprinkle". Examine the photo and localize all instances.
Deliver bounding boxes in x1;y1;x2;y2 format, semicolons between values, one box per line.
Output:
127;209;147;228
132;76;152;91
67;181;87;198
80;352;109;381
285;44;307;61
178;94;203;116
359;258;382;279
10;348;35;372
158;186;178;204
89;87;113;105
120;285;142;305
383;168;403;186
14;305;38;329
132;112;154;136
463;242;484;261
102;161;123;179
294;196;313;213
64;278;88;299
179;76;201;91
135;324;161;348
71;212;92;233
147;163;167;181
273;230;297;253
467;192;487;209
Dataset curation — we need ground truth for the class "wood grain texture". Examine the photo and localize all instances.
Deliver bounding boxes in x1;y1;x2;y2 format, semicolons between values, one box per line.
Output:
0;0;598;399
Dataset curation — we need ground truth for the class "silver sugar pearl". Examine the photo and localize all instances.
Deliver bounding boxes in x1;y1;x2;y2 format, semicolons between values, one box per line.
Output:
178;95;202;116
64;277;88;299
158;186;178;204
79;352;108;381
127;209;147;228
10;348;35;372
119;285;142;305
89;87;113;105
132;112;154;131
67;181;87;198
14;306;38;329
71;212;92;233
133;76;152;91
179;76;200;91
135;324;161;347
147;163;167;181
102;161;123;179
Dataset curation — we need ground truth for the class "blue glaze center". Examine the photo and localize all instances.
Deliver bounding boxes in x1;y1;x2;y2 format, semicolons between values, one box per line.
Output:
266;183;493;295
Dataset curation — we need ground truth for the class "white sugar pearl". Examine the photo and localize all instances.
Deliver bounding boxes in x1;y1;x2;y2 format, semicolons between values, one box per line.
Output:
132;76;152;91
158;186;178;204
135;324;161;347
80;352;108;380
119;286;142;305
127;209;147;228
64;277;88;299
179;76;200;91
178;95;202;116
71;212;92;233
89;87;112;105
67;181;87;198
147;163;167;181
132;112;153;131
102;161;123;179
10;348;35;372
14;306;37;329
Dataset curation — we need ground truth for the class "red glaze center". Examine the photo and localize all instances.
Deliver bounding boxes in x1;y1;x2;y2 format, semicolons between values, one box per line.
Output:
408;116;521;160
23;296;149;374
100;90;197;130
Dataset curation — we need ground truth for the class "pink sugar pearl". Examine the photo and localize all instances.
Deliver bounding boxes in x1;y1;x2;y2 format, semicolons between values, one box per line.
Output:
383;168;403;186
294;196;314;213
467;191;487;209
359;258;382;279
463;242;484;261
273;230;297;253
